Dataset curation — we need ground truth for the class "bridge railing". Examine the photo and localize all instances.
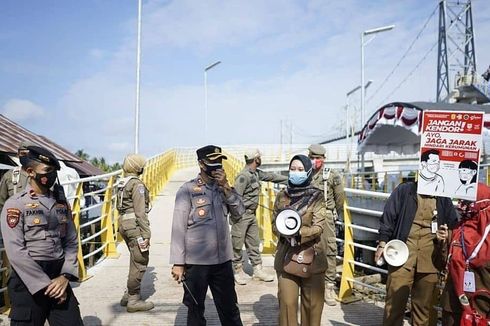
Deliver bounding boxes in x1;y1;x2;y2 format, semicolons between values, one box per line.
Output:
338;188;389;302
0;150;177;311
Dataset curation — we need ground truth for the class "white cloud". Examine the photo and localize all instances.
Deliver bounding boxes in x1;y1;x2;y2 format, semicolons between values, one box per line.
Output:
1;99;45;121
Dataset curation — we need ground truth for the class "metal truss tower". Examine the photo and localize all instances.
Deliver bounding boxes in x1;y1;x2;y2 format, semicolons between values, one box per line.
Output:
436;0;476;102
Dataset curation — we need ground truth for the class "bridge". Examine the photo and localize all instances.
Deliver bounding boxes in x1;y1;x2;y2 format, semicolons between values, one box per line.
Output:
0;147;414;325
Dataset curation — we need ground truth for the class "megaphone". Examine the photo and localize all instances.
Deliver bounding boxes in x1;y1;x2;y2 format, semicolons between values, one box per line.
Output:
275;209;301;237
382;240;409;267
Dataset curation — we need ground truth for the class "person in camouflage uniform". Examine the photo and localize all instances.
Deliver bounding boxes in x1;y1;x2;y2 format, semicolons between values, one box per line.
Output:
308;144;345;306
117;154;154;313
232;149;287;285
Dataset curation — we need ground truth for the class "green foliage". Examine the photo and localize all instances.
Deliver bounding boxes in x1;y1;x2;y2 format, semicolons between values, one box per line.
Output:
75;149;121;172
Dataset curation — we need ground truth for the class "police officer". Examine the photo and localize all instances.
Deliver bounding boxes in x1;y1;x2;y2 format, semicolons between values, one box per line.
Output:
116;154;154;313
170;145;244;326
0;141;35;217
232;149;287;285
308;144;345;306
0;145;83;325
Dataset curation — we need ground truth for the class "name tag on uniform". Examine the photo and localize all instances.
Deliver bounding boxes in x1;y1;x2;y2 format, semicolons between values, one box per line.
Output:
431;221;438;234
463;271;476;292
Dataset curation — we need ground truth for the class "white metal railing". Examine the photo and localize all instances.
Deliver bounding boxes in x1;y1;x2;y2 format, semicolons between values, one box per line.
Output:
338;187;390;300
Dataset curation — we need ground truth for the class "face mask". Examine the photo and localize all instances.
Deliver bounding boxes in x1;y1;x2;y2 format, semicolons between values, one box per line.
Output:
203;162;222;177
311;159;323;170
289;171;308;185
34;170;58;189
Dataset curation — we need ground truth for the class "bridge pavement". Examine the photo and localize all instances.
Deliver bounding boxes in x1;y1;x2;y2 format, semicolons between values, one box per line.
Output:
70;168;391;325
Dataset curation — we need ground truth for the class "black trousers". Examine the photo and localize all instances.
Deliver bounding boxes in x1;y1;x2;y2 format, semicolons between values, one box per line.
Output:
183;261;242;326
8;260;83;326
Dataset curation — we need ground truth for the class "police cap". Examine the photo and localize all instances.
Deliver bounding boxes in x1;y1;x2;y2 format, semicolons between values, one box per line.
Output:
196;145;228;161
18;140;37;151
244;149;261;161
308;144;326;157
24;145;61;170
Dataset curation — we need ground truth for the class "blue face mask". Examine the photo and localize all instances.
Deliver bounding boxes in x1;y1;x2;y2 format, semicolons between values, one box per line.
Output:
289;171;308;185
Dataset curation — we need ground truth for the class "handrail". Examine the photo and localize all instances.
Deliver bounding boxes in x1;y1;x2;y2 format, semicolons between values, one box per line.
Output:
0;149;178;311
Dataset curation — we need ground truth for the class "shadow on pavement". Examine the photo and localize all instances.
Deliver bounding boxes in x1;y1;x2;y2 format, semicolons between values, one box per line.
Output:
252;293;279;325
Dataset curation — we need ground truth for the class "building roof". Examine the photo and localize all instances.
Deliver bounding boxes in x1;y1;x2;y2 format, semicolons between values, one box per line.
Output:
358;101;490;155
0;114;103;176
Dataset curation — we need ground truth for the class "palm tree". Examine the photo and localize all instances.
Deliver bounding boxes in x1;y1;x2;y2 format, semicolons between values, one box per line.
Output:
75;149;90;161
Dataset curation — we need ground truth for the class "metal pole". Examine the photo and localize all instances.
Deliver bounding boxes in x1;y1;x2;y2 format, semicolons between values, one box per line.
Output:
204;70;208;144
361;32;365;133
203;61;221;144
134;0;142;154
361;32;365;171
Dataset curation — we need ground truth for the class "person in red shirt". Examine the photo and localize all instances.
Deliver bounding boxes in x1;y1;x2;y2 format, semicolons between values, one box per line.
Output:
440;182;490;325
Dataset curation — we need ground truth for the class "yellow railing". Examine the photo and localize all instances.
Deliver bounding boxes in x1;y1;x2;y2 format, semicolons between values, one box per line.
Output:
0;150;177;311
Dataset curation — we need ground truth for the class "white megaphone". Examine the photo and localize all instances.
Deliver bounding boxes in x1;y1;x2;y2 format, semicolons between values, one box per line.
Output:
275;209;301;237
382;240;409;267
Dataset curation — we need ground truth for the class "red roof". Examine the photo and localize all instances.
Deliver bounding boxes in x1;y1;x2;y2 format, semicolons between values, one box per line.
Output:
0;114;103;176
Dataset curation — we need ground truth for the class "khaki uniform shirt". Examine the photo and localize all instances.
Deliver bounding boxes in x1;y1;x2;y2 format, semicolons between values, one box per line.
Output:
310;167;344;213
0;167;29;214
116;177;151;239
272;189;328;274
234;166;287;211
405;195;438;273
170;175;245;265
0;184;79;295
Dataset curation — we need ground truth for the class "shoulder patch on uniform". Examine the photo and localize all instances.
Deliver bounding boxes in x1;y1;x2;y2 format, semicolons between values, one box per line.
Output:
238;176;246;183
137;185;145;195
6;208;21;228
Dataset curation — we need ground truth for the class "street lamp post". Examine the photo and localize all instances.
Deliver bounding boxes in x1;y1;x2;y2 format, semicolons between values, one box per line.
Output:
134;0;143;154
346;81;372;173
360;24;394;171
204;60;221;144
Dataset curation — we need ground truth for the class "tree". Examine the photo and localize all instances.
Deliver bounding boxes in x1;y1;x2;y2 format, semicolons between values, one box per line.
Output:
75;149;90;161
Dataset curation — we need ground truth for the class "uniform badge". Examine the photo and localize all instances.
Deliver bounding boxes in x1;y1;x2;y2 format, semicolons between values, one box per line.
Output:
193;186;202;192
198;209;206;217
197;178;204;186
25;203;39;208
33;217;41;224
196;198;206;205
138;186;145;195
6;208;21;228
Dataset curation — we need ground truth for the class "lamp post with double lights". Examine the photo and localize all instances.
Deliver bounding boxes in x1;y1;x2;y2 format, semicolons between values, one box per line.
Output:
204;60;221;144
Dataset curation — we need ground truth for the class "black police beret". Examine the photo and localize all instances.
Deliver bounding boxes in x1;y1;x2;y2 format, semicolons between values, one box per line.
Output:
196;145;228;161
24;145;61;170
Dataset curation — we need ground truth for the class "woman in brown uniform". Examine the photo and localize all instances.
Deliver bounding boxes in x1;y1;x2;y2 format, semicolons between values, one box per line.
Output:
117;154;154;313
272;154;327;326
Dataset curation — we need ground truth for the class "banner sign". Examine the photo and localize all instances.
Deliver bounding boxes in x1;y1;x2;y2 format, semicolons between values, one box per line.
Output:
418;110;484;201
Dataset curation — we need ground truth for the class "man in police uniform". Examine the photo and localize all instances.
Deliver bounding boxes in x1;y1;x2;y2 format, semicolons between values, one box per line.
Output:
117;154;154;312
170;145;244;326
308;144;345;306
232;149;287;285
0;145;83;325
0;141;35;217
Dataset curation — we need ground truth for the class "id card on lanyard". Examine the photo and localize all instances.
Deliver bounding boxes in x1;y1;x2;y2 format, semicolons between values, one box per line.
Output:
461;227;475;293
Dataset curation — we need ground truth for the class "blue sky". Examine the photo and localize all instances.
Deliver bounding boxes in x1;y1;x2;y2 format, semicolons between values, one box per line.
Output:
1;0;489;163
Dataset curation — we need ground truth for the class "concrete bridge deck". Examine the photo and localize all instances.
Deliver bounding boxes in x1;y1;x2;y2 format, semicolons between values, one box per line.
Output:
70;168;390;325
